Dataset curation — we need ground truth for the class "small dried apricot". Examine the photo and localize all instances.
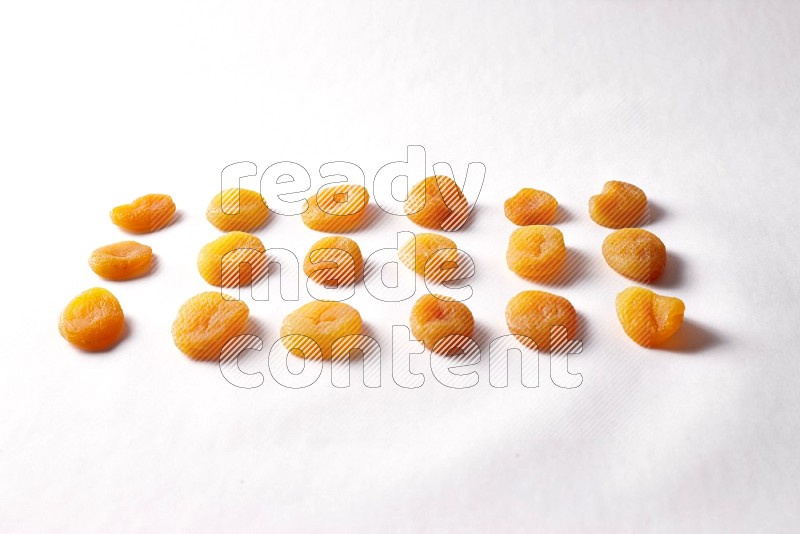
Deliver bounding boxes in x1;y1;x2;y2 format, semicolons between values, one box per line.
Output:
506;225;566;282
303;236;363;287
616;287;684;347
197;231;266;287
404;175;469;231
399;233;458;281
602;228;666;283
504;188;558;225
506;290;578;352
302;184;370;232
280;301;362;359
110;194;176;233
206;188;270;232
589;181;647;228
59;287;125;351
172;292;250;360
88;241;153;280
410;294;474;355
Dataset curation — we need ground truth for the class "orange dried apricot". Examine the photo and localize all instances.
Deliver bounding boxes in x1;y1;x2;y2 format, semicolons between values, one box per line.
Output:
110;194;176;233
88;241;153;280
171;291;250;360
616;287;684;347
59;287;125;351
302;184;370;232
602;228;666;283
303;236;363;287
280;301;363;359
410;294;474;355
206;188;270;232
506;225;566;282
504;188;558;225
399;233;458;281
404;175;469;231
589;181;647;228
505;290;578;352
197;231;266;287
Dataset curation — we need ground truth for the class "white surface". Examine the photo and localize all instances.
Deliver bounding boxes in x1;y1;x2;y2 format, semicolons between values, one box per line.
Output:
2;1;800;532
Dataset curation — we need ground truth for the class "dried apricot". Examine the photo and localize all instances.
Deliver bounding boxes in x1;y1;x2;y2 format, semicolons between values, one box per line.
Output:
399;233;458;281
602;228;666;283
589;181;647;228
206;188;270;232
280;301;362;359
410;294;474;355
404;175;469;231
505;290;578;352
616;287;684;347
504;188;558;225
302;184;370;232
506;225;566;282
88;241;153;280
197;231;266;287
59;287;125;351
303;236;363;287
172;292;250;360
110;194;176;233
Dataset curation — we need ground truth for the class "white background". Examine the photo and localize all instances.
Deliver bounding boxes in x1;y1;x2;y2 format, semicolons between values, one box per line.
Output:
2;1;800;532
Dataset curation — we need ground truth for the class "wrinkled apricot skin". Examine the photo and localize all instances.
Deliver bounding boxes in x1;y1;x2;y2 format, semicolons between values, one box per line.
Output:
303;236;364;287
399;233;459;281
506;225;566;282
506;290;578;352
197;231;266;287
410;294;474;355
302;184;370;232
404;176;469;231
616;287;685;347
110;194;176;233
589;181;647;228
88;241;153;280
59;288;125;351
172;292;250;360
602;228;666;283
280;301;362;359
504;188;558;226
206;188;270;232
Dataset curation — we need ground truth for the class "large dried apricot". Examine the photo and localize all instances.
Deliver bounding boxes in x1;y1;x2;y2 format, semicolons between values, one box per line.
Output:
410;294;474;355
602;228;666;283
404;175;469;231
589;181;647;228
303;236;363;287
302;184;370;232
616;287;684;347
506;290;578;352
172;292;250;360
506;225;566;282
504;188;558;225
197;231;266;287
206;188;270;232
88;241;153;280
280;301;362;359
110;194;176;233
59;287;125;351
399;233;458;281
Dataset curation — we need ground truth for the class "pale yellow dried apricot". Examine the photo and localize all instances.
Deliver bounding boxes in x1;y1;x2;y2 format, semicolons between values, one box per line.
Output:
404;175;469;231
602;228;666;283
589;181;647;228
206;188;270;232
506;225;566;282
399;233;458;281
172;291;250;360
506;290;578;352
197;231;266;287
302;184;370;232
303;236;363;287
110;194;176;233
280;301;363;359
88;241;152;280
504;188;558;225
616;287;684;347
59;287;125;351
410;294;474;355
